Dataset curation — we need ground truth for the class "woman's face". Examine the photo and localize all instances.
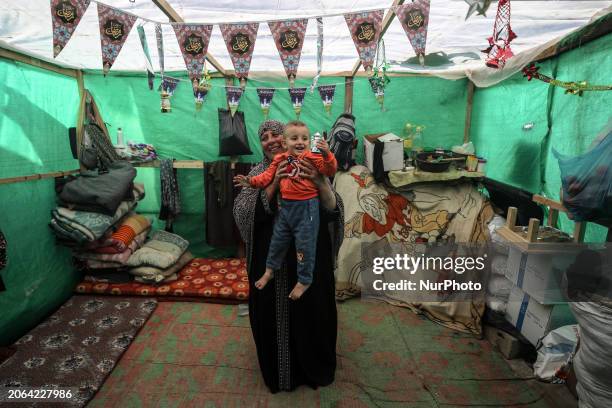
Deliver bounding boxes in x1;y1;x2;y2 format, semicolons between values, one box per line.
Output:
260;130;285;160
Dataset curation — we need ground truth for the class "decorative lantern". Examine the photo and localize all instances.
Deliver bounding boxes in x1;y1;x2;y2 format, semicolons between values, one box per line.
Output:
160;91;171;113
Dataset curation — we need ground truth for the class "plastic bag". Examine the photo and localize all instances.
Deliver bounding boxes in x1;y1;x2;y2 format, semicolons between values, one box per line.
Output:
218;108;252;157
553;132;612;222
533;325;578;382
571;301;612;408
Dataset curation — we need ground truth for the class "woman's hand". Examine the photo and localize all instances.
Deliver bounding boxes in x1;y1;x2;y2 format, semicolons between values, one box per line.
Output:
300;159;337;210
233;174;251;188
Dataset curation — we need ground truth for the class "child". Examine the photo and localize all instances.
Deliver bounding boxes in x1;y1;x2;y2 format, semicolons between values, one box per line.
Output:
234;121;337;300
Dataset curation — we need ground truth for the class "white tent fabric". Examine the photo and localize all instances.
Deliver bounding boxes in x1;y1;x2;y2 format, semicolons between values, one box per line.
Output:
1;0;610;86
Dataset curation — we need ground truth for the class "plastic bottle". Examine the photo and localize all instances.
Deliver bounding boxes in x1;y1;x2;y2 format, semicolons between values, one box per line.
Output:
116;127;125;147
311;132;322;153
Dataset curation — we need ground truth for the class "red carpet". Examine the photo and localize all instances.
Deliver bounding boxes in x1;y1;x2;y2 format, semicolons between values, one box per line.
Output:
75;258;248;303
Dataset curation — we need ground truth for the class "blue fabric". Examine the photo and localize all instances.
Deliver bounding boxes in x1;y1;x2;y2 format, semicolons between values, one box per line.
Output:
266;198;320;285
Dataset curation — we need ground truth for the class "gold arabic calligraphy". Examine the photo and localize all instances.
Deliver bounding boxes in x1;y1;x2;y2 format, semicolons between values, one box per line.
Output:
56;3;76;23
104;21;123;40
357;23;375;42
232;34;250;54
281;31;298;50
406;11;424;30
186;37;203;54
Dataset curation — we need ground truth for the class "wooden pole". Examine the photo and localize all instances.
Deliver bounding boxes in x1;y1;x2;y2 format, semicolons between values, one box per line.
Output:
464;80;475;144
0;47;78;78
344;77;354;113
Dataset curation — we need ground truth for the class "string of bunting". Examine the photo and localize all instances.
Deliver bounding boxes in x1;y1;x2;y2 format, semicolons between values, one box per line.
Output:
522;64;612;96
48;0;507;111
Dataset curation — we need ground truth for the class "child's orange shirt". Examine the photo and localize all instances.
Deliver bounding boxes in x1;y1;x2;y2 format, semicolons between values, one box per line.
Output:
249;151;337;200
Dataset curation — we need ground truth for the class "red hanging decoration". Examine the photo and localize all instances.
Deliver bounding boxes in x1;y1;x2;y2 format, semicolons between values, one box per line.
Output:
482;0;517;69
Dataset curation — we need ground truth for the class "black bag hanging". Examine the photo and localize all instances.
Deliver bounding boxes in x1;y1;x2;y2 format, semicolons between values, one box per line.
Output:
218;108;252;157
328;112;356;171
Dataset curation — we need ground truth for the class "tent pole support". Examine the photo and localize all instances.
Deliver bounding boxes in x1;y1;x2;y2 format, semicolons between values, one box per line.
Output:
464;80;475;144
344;77;353;113
0;47;78;78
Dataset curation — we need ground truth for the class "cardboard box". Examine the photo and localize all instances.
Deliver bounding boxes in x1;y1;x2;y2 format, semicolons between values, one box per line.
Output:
505;247;576;304
505;285;575;346
363;133;404;173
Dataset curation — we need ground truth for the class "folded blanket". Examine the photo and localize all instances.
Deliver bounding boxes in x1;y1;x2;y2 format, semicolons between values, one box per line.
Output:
130;251;193;283
127;230;189;270
92;214;151;254
58;161;137;215
74;230;148;265
52;200;136;243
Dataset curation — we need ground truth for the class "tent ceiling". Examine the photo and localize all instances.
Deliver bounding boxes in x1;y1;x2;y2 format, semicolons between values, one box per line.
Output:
1;0;611;79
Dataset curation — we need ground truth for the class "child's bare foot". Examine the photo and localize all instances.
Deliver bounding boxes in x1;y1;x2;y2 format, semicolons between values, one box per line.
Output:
255;269;274;290
288;282;310;300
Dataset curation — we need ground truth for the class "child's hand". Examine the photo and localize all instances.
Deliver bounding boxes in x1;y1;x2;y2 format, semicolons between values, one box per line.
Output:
316;139;330;156
233;174;251;188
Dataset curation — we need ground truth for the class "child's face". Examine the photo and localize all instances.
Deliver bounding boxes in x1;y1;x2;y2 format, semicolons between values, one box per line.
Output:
283;125;310;155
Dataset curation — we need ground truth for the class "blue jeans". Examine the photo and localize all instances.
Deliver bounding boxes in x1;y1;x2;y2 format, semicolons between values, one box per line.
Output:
266;198;320;285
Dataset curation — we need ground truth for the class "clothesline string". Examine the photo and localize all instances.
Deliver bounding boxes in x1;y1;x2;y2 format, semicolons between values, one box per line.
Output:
91;0;396;26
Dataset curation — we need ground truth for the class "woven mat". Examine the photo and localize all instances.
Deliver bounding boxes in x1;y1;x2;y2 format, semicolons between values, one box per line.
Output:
0;296;157;407
75;258;248;303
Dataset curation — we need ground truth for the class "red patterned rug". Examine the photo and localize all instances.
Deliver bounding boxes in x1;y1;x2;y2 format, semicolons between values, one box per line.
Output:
75;258;248;303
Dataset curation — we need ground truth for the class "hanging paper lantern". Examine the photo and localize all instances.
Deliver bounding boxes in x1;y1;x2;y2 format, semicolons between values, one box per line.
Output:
482;0;516;69
51;0;91;57
160;91;171;113
158;77;179;113
257;88;275;118
288;88;307;118
226;86;244;116
317;85;336;115
369;76;386;110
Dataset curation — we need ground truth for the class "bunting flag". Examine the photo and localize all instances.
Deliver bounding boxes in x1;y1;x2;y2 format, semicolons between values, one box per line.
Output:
257;88;275;118
317;85;335;115
369;76;385;110
288;87;307;118
97;3;137;74
344;9;384;73
220;23;259;84
137;25;155;89
172;23;213;97
268;19;308;85
395;1;430;66
226;86;244;116
155;23;165;76
158;77;179;95
310;17;324;92
51;0;91;57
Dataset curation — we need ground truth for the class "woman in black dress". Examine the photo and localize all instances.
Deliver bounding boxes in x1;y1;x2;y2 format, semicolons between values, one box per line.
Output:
233;120;344;393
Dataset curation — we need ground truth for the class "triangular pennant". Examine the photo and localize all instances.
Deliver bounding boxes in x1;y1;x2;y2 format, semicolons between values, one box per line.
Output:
317;85;336;115
155;23;165;76
158;77;179;96
97;3;137;74
288;87;307;119
395;1;431;66
226;86;244;116
172;23;213;97
344;10;384;73
257;88;275;118
137;25;155;89
268;19;308;85
369;76;385;110
220;23;259;83
51;0;91;57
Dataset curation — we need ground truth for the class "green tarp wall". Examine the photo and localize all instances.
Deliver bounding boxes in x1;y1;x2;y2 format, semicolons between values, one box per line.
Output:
0;30;610;344
0;60;80;345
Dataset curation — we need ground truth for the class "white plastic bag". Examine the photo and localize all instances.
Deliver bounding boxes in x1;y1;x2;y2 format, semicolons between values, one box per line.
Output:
488;215;509;255
533;325;578;382
571;301;612;408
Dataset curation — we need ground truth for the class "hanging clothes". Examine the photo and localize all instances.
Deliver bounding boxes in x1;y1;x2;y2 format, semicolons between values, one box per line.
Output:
205;161;251;247
158;159;181;232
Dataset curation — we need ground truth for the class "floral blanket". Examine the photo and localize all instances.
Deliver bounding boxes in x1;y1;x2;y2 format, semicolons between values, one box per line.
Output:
334;165;493;335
